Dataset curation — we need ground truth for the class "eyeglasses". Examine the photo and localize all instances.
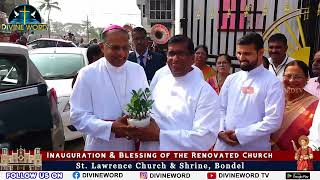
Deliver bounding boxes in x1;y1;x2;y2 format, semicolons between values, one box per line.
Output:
104;42;130;51
167;51;191;57
283;74;306;80
217;61;230;66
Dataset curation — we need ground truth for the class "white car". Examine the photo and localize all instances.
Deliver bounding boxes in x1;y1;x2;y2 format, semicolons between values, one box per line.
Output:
27;38;77;50
29;47;88;141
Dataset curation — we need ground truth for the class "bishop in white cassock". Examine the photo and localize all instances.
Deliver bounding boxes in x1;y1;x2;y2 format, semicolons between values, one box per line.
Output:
70;25;148;151
214;33;285;151
127;35;220;150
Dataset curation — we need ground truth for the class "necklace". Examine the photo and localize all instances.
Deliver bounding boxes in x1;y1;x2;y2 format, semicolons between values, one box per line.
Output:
215;74;221;92
105;63;128;116
216;73;227;89
289;91;305;103
286;91;306;109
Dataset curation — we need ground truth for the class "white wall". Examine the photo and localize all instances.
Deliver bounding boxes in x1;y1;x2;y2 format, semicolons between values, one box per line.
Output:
175;0;182;35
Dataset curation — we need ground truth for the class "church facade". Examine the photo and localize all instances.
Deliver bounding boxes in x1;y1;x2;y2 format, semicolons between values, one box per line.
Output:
0;147;42;171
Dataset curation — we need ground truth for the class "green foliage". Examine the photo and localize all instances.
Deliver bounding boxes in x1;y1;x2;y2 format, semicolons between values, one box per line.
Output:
126;88;154;120
38;0;61;38
312;145;320;151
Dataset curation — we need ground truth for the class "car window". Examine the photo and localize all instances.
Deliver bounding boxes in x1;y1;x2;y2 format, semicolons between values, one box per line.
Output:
38;40;56;48
29;53;85;80
57;42;75;47
27;41;39;50
6;68;18;80
28;40;75;49
0;55;27;91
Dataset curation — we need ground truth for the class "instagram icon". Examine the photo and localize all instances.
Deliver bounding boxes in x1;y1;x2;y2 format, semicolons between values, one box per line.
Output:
140;171;148;179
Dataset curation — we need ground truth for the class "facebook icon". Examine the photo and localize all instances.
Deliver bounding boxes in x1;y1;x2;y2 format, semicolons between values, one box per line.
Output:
73;171;80;179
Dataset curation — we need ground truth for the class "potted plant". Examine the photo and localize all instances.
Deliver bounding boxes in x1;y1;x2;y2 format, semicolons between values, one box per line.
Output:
126;88;154;128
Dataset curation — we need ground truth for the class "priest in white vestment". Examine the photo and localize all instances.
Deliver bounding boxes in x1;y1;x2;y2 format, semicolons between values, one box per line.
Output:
215;33;285;151
127;35;220;150
70;25;148;151
308;103;320;150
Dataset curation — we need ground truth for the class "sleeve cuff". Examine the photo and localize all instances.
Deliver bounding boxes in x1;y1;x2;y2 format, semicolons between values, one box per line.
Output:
105;121;113;141
159;129;179;151
235;128;246;145
94;120;113;141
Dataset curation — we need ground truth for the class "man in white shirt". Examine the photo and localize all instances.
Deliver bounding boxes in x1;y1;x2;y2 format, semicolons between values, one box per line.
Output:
308;102;320;150
27;31;37;42
215;33;285;151
127;35;220;150
305;51;320;99
268;33;294;81
70;25;148;150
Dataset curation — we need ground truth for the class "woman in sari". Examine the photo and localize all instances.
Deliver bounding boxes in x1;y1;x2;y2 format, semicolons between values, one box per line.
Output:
272;60;319;150
207;54;231;94
194;45;216;80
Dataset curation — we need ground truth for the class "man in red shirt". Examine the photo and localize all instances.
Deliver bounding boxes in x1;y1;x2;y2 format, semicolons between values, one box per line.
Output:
9;31;19;43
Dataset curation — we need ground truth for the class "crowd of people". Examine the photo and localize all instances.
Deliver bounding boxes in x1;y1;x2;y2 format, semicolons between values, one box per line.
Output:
8;30;99;47
9;30;28;45
68;25;319;153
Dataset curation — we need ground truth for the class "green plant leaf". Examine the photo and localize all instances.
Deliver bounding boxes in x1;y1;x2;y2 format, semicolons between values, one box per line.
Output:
125;88;154;120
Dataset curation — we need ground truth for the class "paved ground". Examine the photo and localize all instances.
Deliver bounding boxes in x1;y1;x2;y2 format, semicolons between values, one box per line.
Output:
64;138;84;150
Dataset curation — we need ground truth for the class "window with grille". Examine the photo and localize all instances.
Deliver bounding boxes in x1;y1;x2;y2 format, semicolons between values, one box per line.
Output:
150;0;172;20
143;5;146;17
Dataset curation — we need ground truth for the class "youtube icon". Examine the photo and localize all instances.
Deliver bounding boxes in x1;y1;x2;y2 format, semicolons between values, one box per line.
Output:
207;172;216;179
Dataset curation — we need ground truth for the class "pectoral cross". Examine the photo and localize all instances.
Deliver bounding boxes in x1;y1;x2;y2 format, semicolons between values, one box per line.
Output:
19;6;30;25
